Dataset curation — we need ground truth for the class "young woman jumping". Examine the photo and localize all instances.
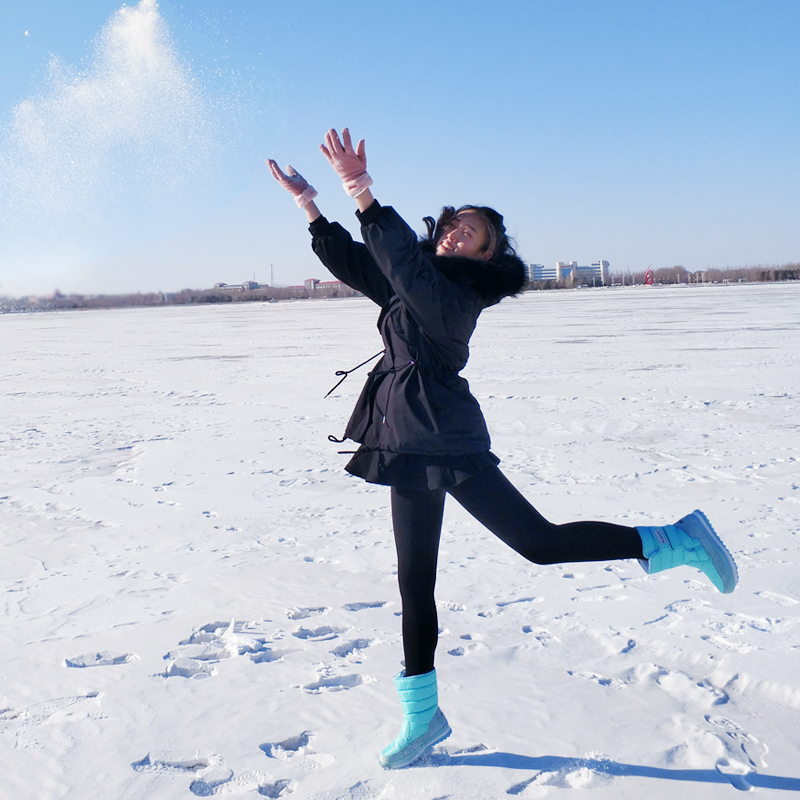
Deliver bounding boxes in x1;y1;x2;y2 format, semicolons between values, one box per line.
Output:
267;128;738;769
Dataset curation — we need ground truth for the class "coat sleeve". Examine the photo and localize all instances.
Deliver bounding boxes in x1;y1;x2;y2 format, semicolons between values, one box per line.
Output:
309;216;394;307
357;203;482;357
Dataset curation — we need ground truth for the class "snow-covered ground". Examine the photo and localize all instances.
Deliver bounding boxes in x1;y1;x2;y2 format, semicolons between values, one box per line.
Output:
2;282;799;799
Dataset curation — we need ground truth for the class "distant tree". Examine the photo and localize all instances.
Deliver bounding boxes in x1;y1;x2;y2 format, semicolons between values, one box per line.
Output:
610;262;799;286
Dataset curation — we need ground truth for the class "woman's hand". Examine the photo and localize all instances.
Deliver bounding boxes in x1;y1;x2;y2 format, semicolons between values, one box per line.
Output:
266;159;321;221
320;128;372;197
267;160;318;206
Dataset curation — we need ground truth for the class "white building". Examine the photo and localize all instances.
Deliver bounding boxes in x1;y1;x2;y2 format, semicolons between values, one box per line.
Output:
527;263;553;281
590;260;610;284
556;261;579;281
550;260;609;285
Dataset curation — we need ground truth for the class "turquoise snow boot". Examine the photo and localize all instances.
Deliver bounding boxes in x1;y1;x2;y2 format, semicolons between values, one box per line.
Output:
379;669;451;769
637;510;738;593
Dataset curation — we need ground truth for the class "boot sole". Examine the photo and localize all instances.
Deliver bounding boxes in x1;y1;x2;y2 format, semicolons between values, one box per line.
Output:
677;510;738;593
379;717;452;769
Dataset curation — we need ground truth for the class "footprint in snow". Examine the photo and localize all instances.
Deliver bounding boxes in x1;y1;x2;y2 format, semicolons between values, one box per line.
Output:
756;590;798;606
568;670;627;690
163;658;216;679
521;625;561;646
181;620;258;644
248;778;295;798
684;579;715;593
0;692;101;727
639;665;729;707
189;769;286;797
572;593;628;603
644;612;682;629
287;606;329;620
250;647;301;664
703;635;760;655
65;651;137;668
573;584;625;593
478;597;543;617
259;730;336;770
168;641;233;661
438;600;467;612
303;673;368;694
132;751;218;774
301;663;375;694
715;758;756;792
331;638;376;659
447;642;485;657
702;613;787;637
163;619;295;677
506;760;613;793
706;714;769;768
496;596;543;608
666;598;710;613
132;752;295;797
446;632;485;657
292;625;348;642
316;780;394;800
342;601;388;611
261;731;315;759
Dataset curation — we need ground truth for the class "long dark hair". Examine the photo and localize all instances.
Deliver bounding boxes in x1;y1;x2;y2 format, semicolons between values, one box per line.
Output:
423;205;517;260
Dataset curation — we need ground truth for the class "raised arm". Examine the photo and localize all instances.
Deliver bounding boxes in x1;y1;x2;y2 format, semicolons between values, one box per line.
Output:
266;152;393;306
319;129;481;355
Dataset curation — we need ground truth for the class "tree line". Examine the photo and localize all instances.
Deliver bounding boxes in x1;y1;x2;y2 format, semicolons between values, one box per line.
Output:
526;262;799;290
613;264;800;286
1;282;359;313
2;262;798;313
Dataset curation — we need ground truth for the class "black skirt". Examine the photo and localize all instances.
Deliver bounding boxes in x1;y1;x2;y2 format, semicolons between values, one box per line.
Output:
345;447;500;491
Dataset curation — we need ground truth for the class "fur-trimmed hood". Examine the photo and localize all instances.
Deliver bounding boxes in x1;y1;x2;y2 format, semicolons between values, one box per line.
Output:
418;239;526;307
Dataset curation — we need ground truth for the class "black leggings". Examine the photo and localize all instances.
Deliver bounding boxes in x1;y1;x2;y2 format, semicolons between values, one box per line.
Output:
391;465;644;676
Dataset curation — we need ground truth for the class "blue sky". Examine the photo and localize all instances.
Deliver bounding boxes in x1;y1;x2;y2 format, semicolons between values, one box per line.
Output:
1;0;798;297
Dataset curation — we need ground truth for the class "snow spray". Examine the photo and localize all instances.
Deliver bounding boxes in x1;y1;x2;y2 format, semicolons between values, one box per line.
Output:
0;0;251;296
0;0;214;217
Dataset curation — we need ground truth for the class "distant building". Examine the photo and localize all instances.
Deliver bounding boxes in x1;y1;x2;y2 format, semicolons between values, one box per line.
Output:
295;279;359;298
528;263;555;281
304;278;346;292
552;260;609;286
589;260;610;284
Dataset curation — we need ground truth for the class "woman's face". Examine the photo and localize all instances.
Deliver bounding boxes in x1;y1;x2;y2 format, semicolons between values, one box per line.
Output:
435;212;492;260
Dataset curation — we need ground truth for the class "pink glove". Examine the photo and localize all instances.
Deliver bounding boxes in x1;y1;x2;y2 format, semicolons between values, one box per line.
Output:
320;128;372;196
267;160;318;208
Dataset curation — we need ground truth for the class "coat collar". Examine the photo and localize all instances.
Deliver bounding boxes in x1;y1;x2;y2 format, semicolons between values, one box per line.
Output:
418;240;526;307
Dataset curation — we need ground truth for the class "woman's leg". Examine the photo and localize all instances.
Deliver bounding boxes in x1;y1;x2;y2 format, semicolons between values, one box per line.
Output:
390;485;447;676
447;466;644;564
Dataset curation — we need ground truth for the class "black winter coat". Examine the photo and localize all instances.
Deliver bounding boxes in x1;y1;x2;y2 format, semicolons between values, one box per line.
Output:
310;201;526;462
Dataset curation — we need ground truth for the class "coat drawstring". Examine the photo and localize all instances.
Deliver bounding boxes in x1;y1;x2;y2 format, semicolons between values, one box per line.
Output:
326;352;418;450
325;349;385;399
327;350;386;447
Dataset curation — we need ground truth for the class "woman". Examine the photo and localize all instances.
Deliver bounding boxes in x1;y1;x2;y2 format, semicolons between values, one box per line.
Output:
267;129;738;769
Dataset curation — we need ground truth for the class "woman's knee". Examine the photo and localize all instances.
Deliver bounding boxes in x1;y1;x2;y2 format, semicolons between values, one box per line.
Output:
494;519;562;564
